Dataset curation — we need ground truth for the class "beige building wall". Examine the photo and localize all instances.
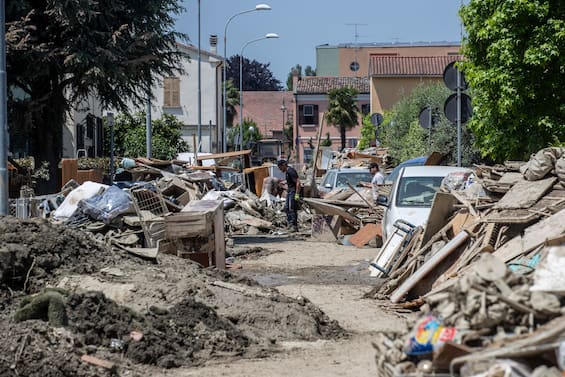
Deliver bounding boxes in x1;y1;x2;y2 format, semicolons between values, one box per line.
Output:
338;45;460;77
371;77;444;114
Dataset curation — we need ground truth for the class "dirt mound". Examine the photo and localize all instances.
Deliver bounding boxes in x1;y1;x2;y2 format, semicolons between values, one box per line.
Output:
0;217;347;375
0;217;144;305
68;291;250;368
0;320;100;377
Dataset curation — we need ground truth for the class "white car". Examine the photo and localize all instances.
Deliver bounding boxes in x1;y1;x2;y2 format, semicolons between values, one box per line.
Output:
378;166;472;240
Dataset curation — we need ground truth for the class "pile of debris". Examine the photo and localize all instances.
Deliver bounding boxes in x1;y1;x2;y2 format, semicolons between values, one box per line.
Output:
10;155;317;267
0;217;345;375
367;147;565;376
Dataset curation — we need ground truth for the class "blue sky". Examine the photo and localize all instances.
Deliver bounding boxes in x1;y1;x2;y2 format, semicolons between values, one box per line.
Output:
176;1;467;84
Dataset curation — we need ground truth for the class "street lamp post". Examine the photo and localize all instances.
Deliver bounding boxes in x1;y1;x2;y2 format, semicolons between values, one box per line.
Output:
280;99;287;127
223;4;271;153
239;33;279;169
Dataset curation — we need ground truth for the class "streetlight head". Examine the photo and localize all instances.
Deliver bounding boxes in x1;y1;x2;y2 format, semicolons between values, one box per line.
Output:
255;4;271;10
265;33;279;39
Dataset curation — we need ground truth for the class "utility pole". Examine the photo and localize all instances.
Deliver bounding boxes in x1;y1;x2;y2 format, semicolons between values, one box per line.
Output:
0;0;8;215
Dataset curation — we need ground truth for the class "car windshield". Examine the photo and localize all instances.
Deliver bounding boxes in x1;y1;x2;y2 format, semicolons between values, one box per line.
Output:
335;172;372;188
396;176;444;207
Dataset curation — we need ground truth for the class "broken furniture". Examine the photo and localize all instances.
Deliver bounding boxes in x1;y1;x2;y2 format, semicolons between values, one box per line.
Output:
165;200;225;269
130;186;172;254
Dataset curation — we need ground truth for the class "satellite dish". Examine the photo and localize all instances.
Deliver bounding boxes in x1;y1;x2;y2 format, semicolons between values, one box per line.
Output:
418;107;432;129
443;61;468;91
370;113;384;126
444;93;473;124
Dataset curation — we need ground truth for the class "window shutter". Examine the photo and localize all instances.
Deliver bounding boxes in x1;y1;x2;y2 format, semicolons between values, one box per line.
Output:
163;78;172;107
298;105;304;125
171;78;180;107
313;105;319;125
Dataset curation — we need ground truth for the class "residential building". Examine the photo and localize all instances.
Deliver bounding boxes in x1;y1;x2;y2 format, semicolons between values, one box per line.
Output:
238;91;294;140
316;42;461;77
369;55;462;115
62;37;224;158
147;40;223;153
293;76;370;163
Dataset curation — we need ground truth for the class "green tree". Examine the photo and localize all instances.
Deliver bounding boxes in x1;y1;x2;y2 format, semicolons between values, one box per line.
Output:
107;112;189;160
378;83;478;166
228;118;263;150
326;87;360;151
286;64;316;90
460;0;565;161
226;55;281;91
224;79;240;128
7;0;186;192
358;114;376;150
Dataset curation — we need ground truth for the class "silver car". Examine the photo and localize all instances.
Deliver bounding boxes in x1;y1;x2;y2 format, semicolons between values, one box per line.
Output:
318;168;373;194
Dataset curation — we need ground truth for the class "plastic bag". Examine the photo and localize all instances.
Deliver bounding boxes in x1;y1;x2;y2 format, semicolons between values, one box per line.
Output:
520;147;565;181
441;171;472;192
78;185;132;224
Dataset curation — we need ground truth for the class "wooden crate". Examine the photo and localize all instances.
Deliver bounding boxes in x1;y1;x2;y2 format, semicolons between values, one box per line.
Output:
164;200;225;270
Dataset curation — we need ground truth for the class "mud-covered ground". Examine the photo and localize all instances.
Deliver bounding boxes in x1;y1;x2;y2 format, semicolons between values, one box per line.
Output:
0;217;346;377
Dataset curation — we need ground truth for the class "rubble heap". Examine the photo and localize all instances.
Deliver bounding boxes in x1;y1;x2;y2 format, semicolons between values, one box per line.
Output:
367;147;565;376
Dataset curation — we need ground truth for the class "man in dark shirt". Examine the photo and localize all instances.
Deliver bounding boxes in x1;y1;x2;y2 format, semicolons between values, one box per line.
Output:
277;159;300;232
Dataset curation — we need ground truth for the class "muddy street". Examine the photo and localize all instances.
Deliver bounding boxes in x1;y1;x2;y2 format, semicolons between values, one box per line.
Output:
154;239;410;377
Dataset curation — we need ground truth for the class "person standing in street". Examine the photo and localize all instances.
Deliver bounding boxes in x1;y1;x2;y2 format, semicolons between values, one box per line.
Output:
277;159;300;232
369;162;385;201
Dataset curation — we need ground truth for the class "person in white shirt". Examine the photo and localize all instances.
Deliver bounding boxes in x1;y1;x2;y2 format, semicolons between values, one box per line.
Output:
369;162;385;201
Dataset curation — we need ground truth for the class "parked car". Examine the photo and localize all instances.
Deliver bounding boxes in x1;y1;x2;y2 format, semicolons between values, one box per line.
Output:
385;156;427;184
318;167;373;195
378;166;472;240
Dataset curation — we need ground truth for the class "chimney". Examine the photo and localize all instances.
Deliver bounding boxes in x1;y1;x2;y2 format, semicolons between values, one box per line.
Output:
209;34;218;54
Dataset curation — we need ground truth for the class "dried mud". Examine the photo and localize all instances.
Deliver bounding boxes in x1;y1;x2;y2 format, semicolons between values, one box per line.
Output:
0;216;346;376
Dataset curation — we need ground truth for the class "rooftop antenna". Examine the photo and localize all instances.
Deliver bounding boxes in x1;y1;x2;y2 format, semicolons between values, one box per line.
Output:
345;23;367;76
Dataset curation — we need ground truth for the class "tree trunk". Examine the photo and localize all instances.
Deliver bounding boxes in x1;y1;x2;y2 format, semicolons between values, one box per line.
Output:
29;84;66;195
340;125;346;151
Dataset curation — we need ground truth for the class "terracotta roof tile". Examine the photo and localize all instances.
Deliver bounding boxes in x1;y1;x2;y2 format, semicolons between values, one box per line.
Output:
295;76;369;94
369;55;462;77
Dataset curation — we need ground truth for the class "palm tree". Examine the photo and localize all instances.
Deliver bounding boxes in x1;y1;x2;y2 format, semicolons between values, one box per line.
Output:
224;79;240;127
326;86;360;151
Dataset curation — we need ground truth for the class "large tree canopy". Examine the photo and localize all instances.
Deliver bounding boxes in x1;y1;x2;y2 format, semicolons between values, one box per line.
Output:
7;0;186;192
460;0;565;161
226;55;282;91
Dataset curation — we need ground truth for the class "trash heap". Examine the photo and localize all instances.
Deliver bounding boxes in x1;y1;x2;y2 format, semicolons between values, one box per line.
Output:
9;156;318;267
367;147;565;376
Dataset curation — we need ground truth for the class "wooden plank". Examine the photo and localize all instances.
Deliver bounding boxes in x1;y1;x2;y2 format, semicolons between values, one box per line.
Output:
309;114;325;198
302;198;362;226
494;176;557;210
214;204;226;270
196;149;251;161
80;355;116;371
165;212;212;239
61;158;78;186
311;214;341;242
349;223;381;248
493;208;565;262
421;192;457;245
390;231;470;303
